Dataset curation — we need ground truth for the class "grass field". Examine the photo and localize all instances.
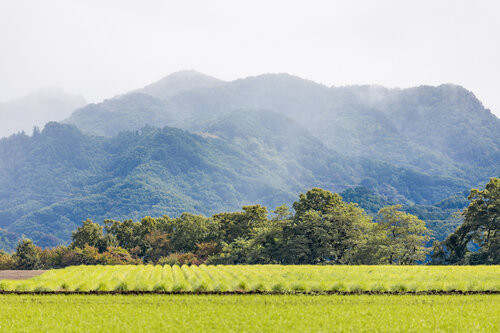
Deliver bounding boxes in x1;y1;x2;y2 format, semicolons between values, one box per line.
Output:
0;294;498;332
1;265;499;293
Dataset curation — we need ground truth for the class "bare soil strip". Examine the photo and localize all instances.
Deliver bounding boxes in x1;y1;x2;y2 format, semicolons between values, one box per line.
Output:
0;290;498;295
0;270;47;280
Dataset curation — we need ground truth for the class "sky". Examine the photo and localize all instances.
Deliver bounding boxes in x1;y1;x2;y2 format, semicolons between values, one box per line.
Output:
0;0;499;116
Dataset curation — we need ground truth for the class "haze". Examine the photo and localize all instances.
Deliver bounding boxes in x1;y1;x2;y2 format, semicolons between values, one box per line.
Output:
0;0;499;117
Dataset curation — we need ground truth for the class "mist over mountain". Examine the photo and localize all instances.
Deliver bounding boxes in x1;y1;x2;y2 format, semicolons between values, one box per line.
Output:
0;88;86;138
137;70;224;100
0;71;498;250
0;117;467;250
65;71;500;184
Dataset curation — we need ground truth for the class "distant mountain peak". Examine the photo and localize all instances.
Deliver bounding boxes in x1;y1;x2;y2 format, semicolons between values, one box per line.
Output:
235;72;329;89
2;87;85;105
0;88;87;139
138;70;224;99
166;69;217;79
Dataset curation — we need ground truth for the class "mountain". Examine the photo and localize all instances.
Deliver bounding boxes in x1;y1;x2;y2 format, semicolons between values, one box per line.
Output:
65;72;500;185
65;71;224;137
136;70;224;100
0;118;348;249
0;114;466;250
2;71;497;251
0;87;86;138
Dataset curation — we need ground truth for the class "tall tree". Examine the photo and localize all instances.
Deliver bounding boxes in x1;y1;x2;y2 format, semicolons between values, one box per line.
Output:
213;205;268;243
281;188;373;264
71;219;106;249
433;178;499;264
376;205;431;264
143;231;171;263
14;239;40;270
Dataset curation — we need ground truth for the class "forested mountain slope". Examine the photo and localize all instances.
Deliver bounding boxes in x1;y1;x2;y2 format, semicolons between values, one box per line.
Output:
0;119;348;249
65;72;500;185
2;71;497;251
0;115;467;250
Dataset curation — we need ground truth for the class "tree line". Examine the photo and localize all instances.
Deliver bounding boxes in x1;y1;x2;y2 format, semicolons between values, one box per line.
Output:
1;178;498;270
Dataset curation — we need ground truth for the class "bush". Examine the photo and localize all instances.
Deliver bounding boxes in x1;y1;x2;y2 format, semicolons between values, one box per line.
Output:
158;253;200;266
0;251;16;270
195;242;221;261
100;246;141;265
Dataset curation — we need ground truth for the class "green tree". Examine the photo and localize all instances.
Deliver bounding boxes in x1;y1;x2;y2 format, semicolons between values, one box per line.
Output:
161;213;214;253
104;217;159;255
0;250;16;269
281;188;373;264
71;219;105;249
208;238;254;264
376;205;431;264
104;219;140;250
14;239;41;270
434;178;499;264
213;205;268;243
143;231;171;263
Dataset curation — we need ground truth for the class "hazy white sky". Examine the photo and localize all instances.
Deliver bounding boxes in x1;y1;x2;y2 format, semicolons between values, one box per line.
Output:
1;0;499;116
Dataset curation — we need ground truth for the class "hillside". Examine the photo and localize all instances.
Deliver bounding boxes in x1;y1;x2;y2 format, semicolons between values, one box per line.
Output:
0;115;467;250
65;72;500;185
0;119;347;249
2;72;497;251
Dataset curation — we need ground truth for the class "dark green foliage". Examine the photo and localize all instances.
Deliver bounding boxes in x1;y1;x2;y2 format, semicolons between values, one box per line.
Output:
433;178;500;264
4;180;496;268
14;239;40;270
71;219;116;251
5;188;440;268
0;118;470;250
340;186;393;214
213;205;268;243
158;213;214;253
280;188;374;264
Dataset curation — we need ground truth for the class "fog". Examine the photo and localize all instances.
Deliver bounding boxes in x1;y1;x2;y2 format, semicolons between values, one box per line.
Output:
0;87;86;137
0;0;499;116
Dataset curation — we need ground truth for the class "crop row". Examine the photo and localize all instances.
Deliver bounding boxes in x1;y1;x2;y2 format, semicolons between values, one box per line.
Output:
1;265;499;292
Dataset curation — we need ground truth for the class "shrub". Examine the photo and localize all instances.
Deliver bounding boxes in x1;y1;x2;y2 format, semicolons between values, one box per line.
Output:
100;247;141;265
0;251;16;270
158;253;200;266
195;242;221;261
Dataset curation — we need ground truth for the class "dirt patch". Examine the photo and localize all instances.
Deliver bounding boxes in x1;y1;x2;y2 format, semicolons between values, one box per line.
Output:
0;270;47;280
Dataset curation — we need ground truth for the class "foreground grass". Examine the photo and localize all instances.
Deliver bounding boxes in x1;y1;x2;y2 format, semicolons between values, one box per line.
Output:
1;265;499;292
0;294;498;332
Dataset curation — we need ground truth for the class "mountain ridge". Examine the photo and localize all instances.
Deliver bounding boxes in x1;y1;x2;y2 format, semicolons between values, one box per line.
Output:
0;114;469;250
1;71;497;251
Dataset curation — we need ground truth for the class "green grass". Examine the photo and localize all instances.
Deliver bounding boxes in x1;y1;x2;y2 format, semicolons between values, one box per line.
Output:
0;294;498;332
1;265;499;293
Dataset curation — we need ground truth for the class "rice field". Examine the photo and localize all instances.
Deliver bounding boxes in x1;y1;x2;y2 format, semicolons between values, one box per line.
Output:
0;294;498;332
1;265;499;293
